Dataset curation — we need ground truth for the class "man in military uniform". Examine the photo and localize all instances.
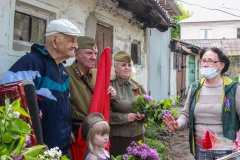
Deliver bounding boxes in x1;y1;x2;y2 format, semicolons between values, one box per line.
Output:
66;36;116;142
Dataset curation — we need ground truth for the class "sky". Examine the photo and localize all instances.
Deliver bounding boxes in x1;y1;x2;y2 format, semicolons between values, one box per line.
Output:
177;0;240;20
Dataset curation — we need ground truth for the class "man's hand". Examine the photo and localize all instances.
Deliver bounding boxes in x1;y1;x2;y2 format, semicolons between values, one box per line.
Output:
70;131;76;144
39;110;43;119
107;86;117;98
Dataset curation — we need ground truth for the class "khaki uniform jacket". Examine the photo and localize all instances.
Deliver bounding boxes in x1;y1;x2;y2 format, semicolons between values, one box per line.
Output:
66;62;97;121
110;76;146;137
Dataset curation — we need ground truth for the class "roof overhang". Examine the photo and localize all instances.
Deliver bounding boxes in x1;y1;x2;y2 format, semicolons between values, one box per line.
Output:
159;0;182;16
116;0;176;32
171;38;201;54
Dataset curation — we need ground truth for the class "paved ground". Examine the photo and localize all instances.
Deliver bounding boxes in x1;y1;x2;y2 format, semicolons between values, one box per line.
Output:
166;128;195;160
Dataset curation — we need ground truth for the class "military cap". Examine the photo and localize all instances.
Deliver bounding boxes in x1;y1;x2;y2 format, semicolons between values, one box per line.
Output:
114;51;131;63
81;112;105;140
77;36;97;51
45;19;81;37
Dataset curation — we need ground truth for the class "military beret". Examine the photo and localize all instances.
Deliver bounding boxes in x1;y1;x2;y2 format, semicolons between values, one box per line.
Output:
45;19;81;37
81;112;105;140
114;51;131;63
77;36;97;51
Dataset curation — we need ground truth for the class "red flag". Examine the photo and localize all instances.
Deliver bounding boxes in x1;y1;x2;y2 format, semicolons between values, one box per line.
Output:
70;48;112;160
89;47;111;122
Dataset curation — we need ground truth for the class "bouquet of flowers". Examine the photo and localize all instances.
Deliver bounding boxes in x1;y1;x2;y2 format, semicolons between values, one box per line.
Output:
0;98;68;160
111;141;158;160
133;94;177;125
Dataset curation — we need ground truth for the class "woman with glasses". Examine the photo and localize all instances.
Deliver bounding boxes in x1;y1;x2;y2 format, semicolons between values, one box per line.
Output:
109;51;146;156
163;47;240;159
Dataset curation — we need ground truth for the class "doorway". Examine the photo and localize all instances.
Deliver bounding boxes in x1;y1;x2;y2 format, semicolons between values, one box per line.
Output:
95;23;113;62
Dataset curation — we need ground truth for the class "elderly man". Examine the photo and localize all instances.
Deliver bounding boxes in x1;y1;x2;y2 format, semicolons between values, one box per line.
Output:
0;19;81;155
66;36;115;142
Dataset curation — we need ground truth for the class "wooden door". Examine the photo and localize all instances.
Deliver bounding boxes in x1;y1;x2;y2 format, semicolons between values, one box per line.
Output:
176;53;187;98
95;23;113;62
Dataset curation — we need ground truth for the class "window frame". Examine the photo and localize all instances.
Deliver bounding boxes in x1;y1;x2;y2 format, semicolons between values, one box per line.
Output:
10;0;58;56
200;29;213;39
237;28;240;39
14;10;47;44
131;42;141;65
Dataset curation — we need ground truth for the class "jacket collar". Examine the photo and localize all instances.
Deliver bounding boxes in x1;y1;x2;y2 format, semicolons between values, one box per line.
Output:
31;43;51;57
71;61;93;79
200;76;233;86
115;76;133;86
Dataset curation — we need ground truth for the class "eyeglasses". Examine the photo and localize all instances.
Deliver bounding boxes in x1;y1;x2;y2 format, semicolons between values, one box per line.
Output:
201;59;221;65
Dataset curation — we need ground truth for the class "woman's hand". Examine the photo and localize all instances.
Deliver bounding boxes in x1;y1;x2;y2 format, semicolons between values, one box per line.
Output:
163;114;179;132
128;113;138;122
136;112;145;121
128;112;145;122
107;86;117;98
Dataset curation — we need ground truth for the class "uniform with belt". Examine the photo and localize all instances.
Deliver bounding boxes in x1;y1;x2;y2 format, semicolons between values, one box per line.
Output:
66;36;98;137
110;51;146;156
66;62;97;136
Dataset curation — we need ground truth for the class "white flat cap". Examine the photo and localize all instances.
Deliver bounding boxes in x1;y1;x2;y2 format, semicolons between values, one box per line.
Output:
45;19;81;37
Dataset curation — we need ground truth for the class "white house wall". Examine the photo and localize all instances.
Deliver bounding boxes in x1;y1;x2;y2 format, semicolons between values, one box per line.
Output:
94;4;147;89
0;0;147;89
0;0;21;76
180;21;240;39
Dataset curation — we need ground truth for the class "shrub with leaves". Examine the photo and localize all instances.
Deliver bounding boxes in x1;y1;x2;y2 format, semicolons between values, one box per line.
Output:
0;98;69;160
133;94;178;125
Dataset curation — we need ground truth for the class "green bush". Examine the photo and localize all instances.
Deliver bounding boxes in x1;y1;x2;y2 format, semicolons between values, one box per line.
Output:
144;124;169;160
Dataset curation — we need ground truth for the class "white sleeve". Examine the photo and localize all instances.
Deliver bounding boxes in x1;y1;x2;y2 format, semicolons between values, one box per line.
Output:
177;85;192;130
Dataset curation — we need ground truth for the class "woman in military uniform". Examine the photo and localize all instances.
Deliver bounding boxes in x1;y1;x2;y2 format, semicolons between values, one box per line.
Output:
110;51;146;156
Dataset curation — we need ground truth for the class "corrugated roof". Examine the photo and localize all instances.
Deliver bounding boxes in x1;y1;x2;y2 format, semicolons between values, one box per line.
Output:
182;39;240;56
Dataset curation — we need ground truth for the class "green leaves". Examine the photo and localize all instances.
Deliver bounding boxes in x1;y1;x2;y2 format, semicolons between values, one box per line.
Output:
133;95;177;126
12;136;26;154
0;98;69;159
6;118;31;135
0;98;32;157
1;133;13;143
0;144;9;156
61;155;70;160
22;145;45;159
12;99;29;118
0;155;13;160
111;155;122;160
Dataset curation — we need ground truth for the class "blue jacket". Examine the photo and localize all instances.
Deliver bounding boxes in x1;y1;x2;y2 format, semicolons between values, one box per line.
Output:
0;43;71;154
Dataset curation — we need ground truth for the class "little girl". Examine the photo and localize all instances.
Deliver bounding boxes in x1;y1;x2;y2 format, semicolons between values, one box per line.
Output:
82;112;110;160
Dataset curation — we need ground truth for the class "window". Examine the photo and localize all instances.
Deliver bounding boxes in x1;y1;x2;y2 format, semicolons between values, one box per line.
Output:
237;28;240;38
200;29;213;39
12;0;57;52
131;43;141;65
14;11;46;44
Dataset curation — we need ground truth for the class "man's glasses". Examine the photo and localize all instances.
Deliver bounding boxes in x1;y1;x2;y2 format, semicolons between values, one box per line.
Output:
201;59;221;65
